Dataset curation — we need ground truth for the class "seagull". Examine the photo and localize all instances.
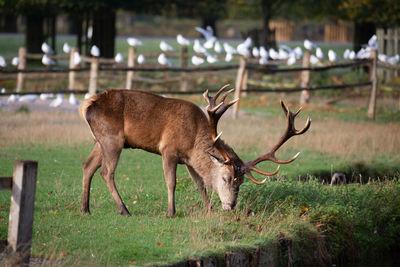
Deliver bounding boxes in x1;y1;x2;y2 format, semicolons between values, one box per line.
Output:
127;37;142;47
41;42;54;54
237;43;250;57
42;54;56;67
49;94;64;108
378;54;388;63
158;53;171;66
328;49;338;62
63;42;71;54
84;93;91;99
259;46;268;58
193;40;207;54
1;88;6;93
225;53;233;62
223;43;236;54
278;48;289;60
19;94;37;102
11;57;20;66
114;53;124;64
343;49;351;60
7;94;19;102
259;57;268;65
252;47;260;58
192;55;205;66
206;54;218;64
349;50;356;60
310;54;320;64
177;34;190;46
279;44;292;53
286;54;296;66
304;39;316;50
214;41;223;53
387;55;399;65
269;48;279;60
368;34;378;50
73;51;82;67
160;40;174;52
293;46;303;59
316;47;325;60
356;47;371;59
0;56;6;67
90;45;100;57
87;26;93;39
39;93;54;100
195;26;215;41
137;54;145;64
69;93;79;105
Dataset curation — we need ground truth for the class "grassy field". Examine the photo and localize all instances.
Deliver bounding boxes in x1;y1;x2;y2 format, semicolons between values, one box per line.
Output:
1;94;400;266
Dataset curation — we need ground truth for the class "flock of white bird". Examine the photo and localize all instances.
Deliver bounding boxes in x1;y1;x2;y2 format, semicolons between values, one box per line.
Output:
0;26;399;109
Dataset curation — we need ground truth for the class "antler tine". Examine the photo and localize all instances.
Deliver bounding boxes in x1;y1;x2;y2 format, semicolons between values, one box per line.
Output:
245;170;267;185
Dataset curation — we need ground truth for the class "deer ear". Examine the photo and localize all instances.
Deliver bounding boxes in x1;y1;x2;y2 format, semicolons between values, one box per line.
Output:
208;153;225;166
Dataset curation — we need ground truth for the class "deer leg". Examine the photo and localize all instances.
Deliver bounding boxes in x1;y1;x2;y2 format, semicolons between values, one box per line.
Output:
81;142;102;214
100;139;130;216
185;165;212;212
162;155;178;217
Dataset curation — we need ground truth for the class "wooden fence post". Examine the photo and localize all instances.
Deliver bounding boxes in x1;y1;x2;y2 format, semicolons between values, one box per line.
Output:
299;50;311;104
126;46;136;89
179;45;188;91
68;47;78;90
88;57;99;96
367;50;378;119
16;47;26;92
7;161;38;265
232;56;247;119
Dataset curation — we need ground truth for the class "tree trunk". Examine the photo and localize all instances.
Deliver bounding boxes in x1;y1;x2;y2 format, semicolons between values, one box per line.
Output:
0;12;17;32
92;7;116;58
26;15;44;54
353;22;376;52
261;0;276;49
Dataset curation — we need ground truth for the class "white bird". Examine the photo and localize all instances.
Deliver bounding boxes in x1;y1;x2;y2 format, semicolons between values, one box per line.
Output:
286;54;296;66
304;39;316;50
378;54;388;63
252;47;260;58
158;53;171;66
0;56;6;67
1;88;6;93
114;53;124;64
269;48;280;60
356;47;371;59
90;45;100;57
343;49;350;60
42;54;55;66
69;93;79;105
279;44;292;53
84;93;91;99
259;57;268;65
195;26;215;41
223;43;237;54
349;51;356;60
39;93;54;100
11;57;20;66
387;55;399;65
73;52;82;67
237;43;250;57
7;94;19;102
316;47;325;60
41;42;54;54
160;40;174;52
214;41;223;53
293;46;303;59
206;54;218;64
225;53;233;62
368;34;378;50
278;48;289;60
204;38;215;49
127;37;142;47
193;40;207;54
87;25;93;39
310;54;320;64
19;94;37;102
137;54;145;64
328;49;338;62
49;94;64;108
177;34;190;46
192;55;205;66
63;42;71;54
259;46;268;58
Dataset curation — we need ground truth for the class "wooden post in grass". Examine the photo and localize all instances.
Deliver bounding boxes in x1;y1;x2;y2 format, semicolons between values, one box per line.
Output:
16;47;26;92
88;56;99;96
179;45;188;91
367;50;378;119
299;50;311;105
7;161;38;265
68;47;78;90
232;56;247;119
126;46;136;89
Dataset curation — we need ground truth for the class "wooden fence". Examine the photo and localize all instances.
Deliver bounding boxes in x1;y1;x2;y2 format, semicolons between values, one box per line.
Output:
377;27;400;80
1;161;38;265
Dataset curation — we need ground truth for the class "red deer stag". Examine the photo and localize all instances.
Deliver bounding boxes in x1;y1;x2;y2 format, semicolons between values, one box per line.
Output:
79;85;311;216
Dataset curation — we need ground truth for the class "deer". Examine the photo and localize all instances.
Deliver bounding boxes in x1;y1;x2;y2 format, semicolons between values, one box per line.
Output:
79;85;311;217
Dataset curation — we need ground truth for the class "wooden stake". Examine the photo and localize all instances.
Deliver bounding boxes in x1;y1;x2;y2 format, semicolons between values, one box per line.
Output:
68;47;78;90
367;50;378;119
179;45;188;91
16;47;26;92
126;46;136;89
300;50;311;104
8;161;38;265
88;57;99;96
232;56;247;119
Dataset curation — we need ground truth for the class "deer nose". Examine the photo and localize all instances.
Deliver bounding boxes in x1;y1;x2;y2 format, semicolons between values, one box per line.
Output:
222;203;232;210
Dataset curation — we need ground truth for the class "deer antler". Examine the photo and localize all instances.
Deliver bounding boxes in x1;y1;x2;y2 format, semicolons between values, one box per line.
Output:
244;101;311;184
203;84;239;163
